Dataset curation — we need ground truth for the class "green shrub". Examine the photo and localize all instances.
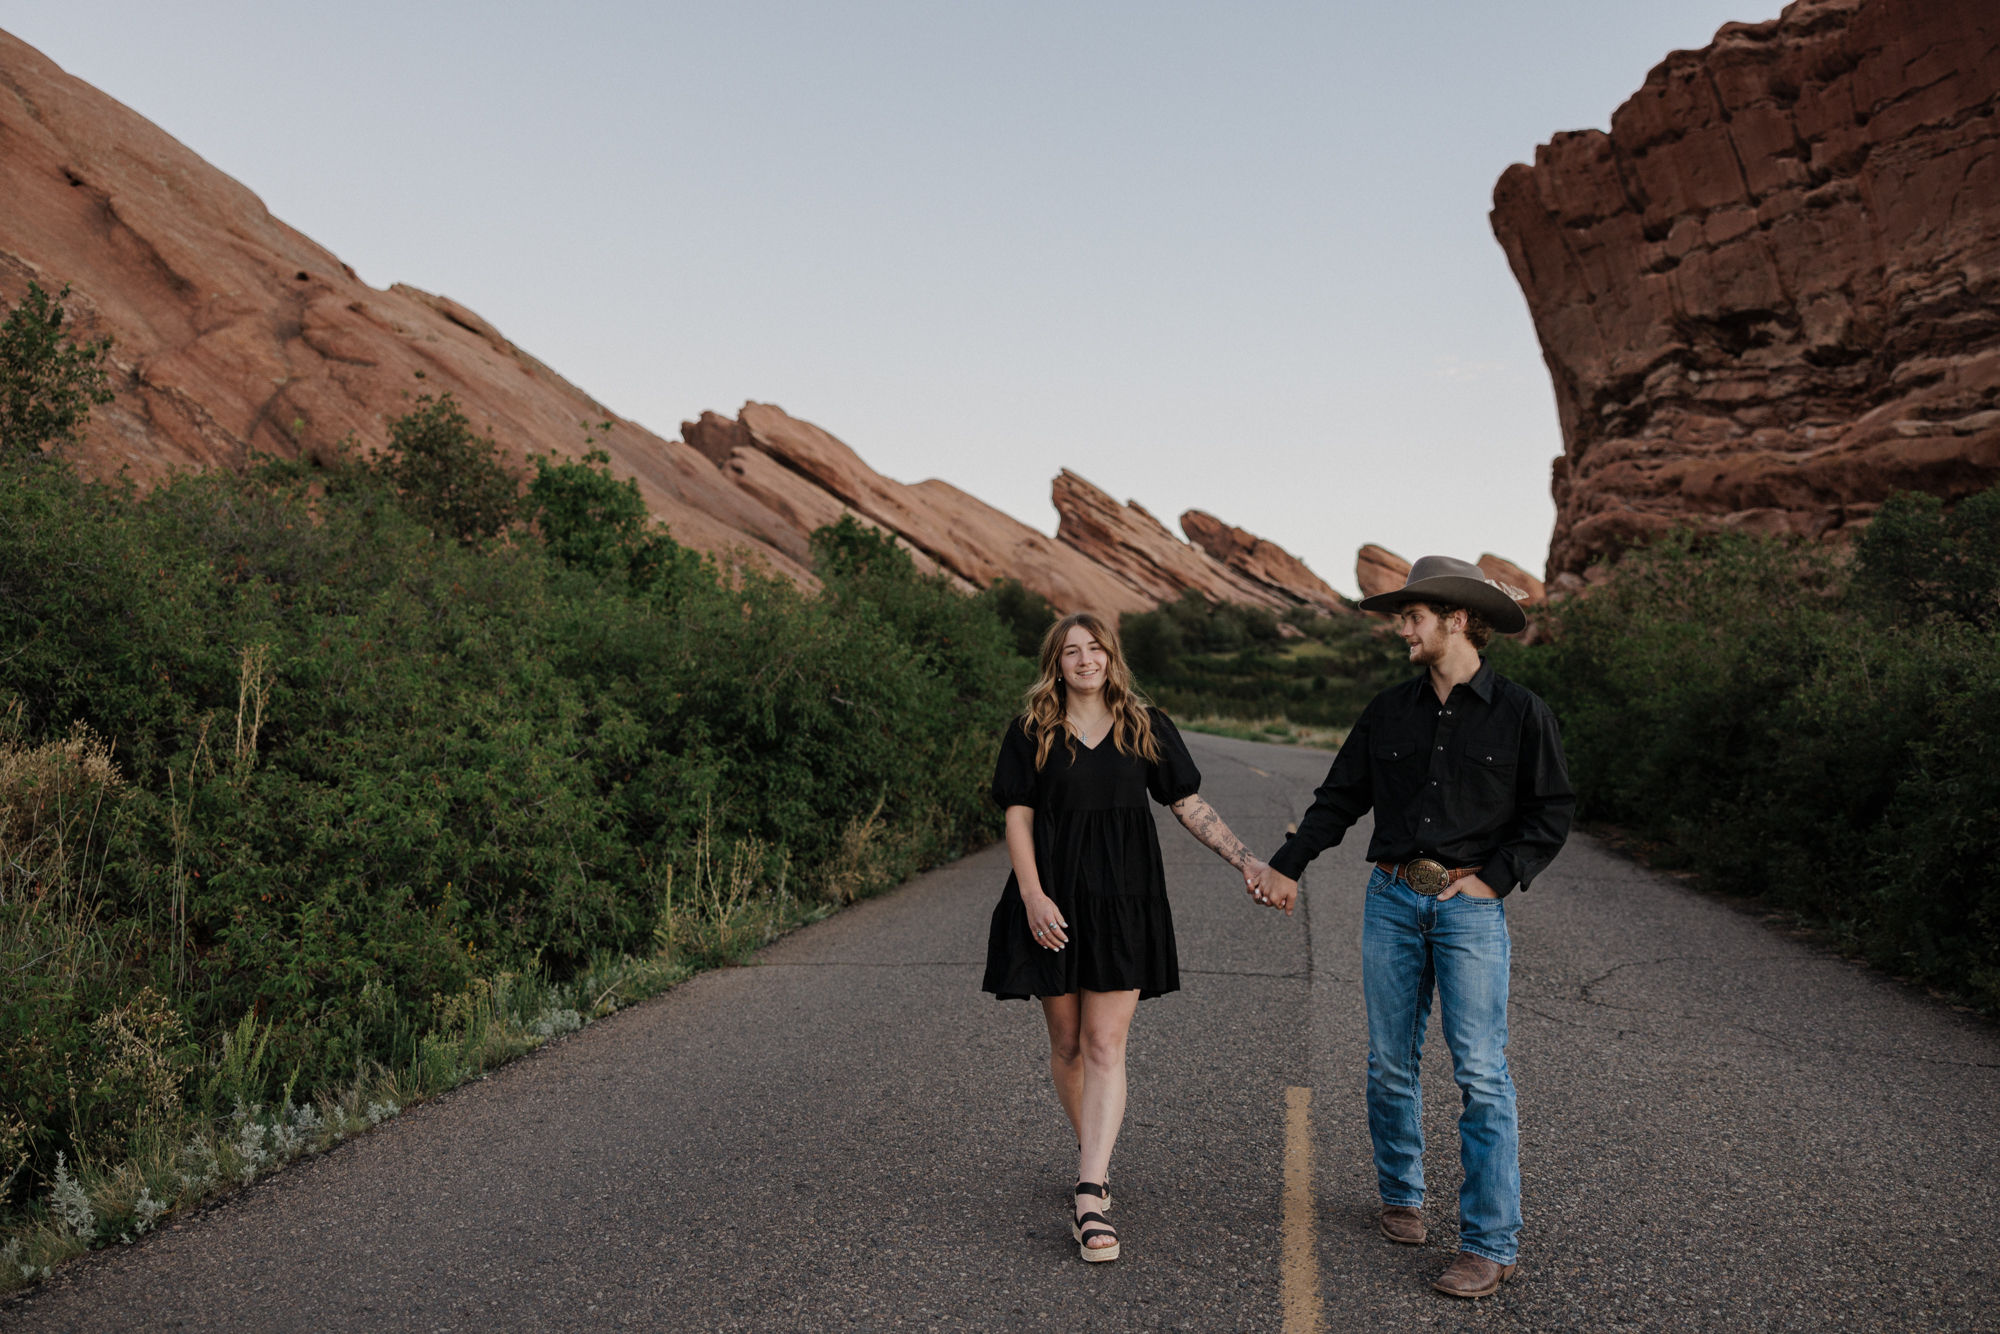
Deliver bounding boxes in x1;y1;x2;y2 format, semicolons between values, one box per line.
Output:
976;578;1058;659
0;358;1025;1241
0;282;112;462
370;391;518;544
1122;592;1408;726
1499;491;2000;1011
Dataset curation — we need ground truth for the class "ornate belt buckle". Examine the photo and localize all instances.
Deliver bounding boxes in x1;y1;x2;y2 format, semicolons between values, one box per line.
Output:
1405;858;1449;895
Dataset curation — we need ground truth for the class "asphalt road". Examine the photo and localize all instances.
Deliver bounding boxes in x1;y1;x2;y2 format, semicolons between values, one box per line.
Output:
6;730;1999;1332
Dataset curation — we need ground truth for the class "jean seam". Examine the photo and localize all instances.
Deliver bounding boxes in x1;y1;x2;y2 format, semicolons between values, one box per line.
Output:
1459;1242;1515;1266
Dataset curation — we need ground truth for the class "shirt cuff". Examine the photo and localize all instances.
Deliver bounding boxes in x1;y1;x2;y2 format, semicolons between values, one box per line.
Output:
1483;851;1520;897
1269;839;1313;882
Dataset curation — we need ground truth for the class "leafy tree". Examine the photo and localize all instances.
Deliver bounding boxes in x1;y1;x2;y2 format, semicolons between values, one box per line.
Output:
977;578;1058;659
527;444;697;593
374;393;518;543
809;512;917;583
1853;487;2000;628
0;282;113;462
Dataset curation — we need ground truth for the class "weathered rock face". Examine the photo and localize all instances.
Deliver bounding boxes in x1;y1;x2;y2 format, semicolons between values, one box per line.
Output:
0;30;817;581
1356;545;1412;599
1051;471;1292;610
1492;0;2000;578
683;404;1149;613
0;28;1358;622
1179;510;1351;613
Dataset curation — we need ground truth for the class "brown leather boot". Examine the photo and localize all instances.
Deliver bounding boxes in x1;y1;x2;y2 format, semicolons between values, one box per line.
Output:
1379;1205;1426;1245
1432;1250;1516;1297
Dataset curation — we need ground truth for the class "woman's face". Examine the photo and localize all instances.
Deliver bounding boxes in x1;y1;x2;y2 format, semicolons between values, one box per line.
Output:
1059;624;1111;697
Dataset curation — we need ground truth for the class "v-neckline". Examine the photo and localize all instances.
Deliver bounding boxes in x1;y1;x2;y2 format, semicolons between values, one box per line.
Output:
1071;720;1110;752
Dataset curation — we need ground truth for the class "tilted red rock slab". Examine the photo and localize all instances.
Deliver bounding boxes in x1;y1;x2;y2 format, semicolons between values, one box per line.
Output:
1052;470;1291;610
1491;0;2000;578
0;30;812;581
1179;509;1351;613
1356;544;1412;600
0;28;1358;622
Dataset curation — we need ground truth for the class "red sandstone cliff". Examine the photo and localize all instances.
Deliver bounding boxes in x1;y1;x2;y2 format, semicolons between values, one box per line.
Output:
0;27;1359;619
1180;510;1350;613
1492;0;2000;578
0;30;820;581
681;405;1151;613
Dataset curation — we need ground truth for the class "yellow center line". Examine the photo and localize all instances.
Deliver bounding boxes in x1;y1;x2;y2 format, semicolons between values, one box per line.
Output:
1282;1085;1322;1333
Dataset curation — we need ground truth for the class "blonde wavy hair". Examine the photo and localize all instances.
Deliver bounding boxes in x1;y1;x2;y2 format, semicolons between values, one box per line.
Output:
1022;611;1161;770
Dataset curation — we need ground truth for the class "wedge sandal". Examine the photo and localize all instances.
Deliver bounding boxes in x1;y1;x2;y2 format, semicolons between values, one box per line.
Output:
1072;1182;1120;1262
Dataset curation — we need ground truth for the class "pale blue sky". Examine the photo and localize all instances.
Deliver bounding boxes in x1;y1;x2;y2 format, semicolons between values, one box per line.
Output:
11;2;1781;593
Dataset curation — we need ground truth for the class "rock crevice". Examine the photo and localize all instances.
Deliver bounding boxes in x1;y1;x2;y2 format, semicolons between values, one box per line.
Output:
1493;0;2000;576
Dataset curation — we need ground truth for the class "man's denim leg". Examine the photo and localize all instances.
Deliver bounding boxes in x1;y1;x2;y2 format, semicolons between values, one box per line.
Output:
1433;894;1521;1265
1361;869;1433;1208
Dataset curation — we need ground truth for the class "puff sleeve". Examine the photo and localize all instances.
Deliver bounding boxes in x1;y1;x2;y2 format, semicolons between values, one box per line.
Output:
990;717;1040;809
1145;709;1202;805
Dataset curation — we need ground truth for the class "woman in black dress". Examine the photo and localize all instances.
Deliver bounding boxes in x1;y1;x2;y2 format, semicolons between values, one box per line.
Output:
982;611;1272;1262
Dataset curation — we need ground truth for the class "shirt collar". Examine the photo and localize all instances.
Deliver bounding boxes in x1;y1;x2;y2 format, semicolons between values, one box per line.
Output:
1468;657;1497;703
1412;658;1497;703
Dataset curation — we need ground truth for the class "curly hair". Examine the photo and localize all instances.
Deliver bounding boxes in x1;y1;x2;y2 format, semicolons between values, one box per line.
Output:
1021;612;1161;769
1405;599;1494;650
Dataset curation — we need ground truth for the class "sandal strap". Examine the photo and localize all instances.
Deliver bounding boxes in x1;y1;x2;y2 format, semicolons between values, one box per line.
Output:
1075;1210;1110;1227
1080;1226;1117;1243
1075;1181;1108;1197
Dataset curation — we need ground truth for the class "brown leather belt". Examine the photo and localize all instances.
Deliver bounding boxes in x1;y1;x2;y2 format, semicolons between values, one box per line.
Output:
1376;859;1482;896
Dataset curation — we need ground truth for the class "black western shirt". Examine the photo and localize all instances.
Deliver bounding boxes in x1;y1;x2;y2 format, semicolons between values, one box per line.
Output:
1268;659;1574;896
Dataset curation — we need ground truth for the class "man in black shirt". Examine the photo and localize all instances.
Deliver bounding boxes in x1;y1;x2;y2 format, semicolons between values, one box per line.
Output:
1250;555;1573;1299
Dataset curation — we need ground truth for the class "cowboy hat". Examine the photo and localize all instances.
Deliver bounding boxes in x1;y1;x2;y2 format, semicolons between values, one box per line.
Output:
1355;555;1529;634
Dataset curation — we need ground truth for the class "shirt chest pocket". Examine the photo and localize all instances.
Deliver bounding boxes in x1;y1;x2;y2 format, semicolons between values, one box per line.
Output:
1460;740;1517;798
1371;733;1423;767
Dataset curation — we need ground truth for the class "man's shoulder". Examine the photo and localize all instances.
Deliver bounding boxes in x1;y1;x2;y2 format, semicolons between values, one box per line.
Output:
1365;673;1426;711
1483;667;1554;717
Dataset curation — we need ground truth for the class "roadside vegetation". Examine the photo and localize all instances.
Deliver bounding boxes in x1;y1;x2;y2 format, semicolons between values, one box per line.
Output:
1122;593;1408;740
1494;491;2000;1014
0;283;1030;1288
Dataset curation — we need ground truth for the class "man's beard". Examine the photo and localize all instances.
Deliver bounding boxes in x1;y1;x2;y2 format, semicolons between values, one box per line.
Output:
1405;634;1445;667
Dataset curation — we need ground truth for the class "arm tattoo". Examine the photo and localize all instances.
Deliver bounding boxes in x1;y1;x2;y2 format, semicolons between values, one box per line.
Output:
1170;795;1253;871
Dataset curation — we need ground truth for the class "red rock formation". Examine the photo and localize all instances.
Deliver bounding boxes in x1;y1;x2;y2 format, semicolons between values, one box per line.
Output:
1492;0;2000;578
685;405;1150;614
1051;471;1290;609
0;30;815;580
1356;545;1412;599
0;28;1356;623
1476;554;1547;606
1179;510;1351;613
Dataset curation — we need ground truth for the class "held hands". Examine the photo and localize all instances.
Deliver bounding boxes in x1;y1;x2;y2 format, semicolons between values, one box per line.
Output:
1244;860;1299;915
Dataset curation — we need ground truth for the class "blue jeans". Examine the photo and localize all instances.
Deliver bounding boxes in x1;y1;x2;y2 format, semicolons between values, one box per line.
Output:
1361;866;1521;1264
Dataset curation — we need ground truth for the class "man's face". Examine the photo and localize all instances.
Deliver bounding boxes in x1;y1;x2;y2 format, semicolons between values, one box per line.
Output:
1393;603;1457;666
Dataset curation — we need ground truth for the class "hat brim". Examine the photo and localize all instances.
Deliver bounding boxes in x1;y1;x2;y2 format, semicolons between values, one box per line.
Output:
1356;576;1528;634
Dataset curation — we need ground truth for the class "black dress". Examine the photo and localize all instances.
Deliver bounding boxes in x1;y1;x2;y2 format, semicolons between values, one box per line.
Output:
981;707;1201;1000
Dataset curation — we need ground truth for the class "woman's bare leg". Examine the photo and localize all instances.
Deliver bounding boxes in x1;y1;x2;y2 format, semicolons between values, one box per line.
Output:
1040;993;1084;1141
1075;988;1140;1247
